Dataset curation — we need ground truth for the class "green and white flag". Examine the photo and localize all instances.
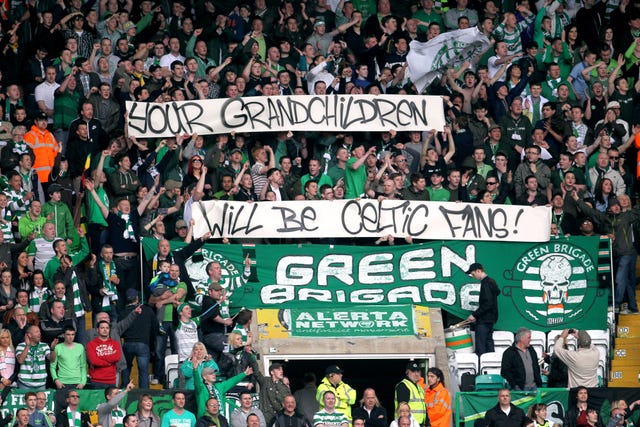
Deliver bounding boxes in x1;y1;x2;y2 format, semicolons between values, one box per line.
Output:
408;27;491;94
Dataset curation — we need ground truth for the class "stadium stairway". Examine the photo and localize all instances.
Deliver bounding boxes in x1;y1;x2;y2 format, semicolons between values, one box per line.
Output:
609;294;640;386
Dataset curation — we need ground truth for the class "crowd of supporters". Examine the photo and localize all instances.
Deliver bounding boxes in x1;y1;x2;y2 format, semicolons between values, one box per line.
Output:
0;0;634;404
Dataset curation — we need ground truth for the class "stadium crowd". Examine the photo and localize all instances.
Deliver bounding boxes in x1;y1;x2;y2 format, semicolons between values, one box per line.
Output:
0;0;635;424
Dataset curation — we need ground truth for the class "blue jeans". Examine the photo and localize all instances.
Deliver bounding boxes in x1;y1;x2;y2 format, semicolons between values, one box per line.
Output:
123;341;150;388
615;253;638;311
475;322;495;356
75;315;86;345
154;321;177;383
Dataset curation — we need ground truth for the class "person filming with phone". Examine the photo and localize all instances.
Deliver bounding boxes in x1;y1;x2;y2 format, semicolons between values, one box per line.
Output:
553;329;600;388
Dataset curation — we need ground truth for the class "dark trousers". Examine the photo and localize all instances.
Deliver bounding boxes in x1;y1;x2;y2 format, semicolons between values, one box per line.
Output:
154;321;177;383
203;332;227;363
113;256;140;315
475;322;495;356
123;341;151;388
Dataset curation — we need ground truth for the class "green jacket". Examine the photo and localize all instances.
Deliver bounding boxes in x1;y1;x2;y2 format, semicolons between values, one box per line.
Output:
41;200;78;245
194;368;246;418
18;214;47;240
44;237;89;286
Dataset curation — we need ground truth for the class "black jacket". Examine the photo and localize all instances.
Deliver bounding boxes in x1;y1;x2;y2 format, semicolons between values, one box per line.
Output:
271;411;313;427
471;275;500;324
352;406;388;427
121;303;158;346
196;414;229;427
56;409;92;427
500;344;542;390
484;403;525;427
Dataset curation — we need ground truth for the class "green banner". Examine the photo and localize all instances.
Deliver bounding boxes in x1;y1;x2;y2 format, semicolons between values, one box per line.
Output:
0;389;55;417
289;305;414;337
142;236;608;330
455;389;569;427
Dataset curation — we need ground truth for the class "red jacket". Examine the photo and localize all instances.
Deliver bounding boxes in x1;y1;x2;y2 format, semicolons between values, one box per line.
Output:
86;336;122;384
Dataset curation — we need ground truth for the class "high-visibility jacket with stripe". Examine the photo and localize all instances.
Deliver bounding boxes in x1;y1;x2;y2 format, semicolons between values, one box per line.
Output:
424;382;451;427
24;125;60;183
395;378;427;425
316;377;357;420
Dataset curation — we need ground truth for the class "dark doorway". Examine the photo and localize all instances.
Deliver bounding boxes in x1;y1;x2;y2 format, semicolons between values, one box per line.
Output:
278;357;430;420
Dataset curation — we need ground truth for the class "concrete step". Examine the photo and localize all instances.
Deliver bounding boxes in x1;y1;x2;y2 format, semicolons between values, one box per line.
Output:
616;315;640;337
609;364;640;387
612;338;640;361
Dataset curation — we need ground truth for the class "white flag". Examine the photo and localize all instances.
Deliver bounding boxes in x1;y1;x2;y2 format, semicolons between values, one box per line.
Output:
407;27;491;94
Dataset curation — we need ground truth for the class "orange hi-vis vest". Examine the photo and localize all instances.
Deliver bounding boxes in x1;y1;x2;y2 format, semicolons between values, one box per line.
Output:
24;125;60;183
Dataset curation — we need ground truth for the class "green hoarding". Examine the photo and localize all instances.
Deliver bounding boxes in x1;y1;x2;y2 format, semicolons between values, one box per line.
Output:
289;305;414;337
142;236;609;330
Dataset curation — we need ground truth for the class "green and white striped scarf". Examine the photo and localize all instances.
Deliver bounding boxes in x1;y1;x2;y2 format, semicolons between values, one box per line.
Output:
29;286;50;313
0;207;13;243
118;212;135;241
98;260;118;310
70;270;85;317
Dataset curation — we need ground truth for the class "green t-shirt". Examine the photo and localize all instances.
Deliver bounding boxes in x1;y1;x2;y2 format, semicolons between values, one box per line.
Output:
327;165;346;186
160;409;196;427
344;157;367;199
50;342;87;385
87;186;109;227
164;282;187;322
427;187;451;201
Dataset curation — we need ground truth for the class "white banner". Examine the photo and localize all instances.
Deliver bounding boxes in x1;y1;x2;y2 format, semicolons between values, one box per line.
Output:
191;199;552;242
126;95;446;138
408;27;491;94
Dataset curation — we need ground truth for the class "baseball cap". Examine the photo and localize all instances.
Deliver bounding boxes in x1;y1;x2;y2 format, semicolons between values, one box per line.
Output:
122;21;136;31
465;263;484;274
164;179;181;190
325;365;343;375
175;219;188;229
607;101;621;110
48;183;62;195
125;288;138;300
269;362;283;372
405;362;420;372
35;112;48;121
208;283;223;291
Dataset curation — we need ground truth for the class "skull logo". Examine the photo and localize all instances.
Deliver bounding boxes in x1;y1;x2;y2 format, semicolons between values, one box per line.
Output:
540;255;572;305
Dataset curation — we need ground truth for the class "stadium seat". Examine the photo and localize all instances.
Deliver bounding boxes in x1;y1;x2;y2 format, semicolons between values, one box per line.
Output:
530;330;546;359
547;330;576;352
492;330;514;354
475;374;507;391
165;354;180;388
588;330;610;359
479;352;503;375
455;352;479;385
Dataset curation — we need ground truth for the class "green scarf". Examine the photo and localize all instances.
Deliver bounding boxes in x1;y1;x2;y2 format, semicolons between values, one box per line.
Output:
67;409;81;427
118;212;135;240
29;286;50;314
70;270;85;317
98;260;118;310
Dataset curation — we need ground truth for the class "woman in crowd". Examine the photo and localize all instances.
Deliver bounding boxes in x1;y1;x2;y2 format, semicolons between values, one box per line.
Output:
181;342;219;389
389;402;420;427
528;404;551;427
135;394;160;427
11;252;32;293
